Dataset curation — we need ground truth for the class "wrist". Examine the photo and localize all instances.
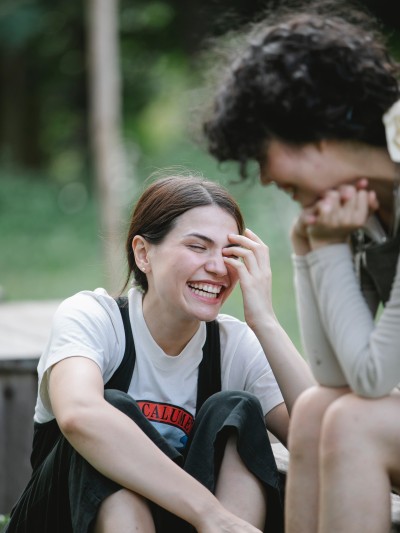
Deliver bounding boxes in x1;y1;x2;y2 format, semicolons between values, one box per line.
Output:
290;232;311;256
249;312;280;335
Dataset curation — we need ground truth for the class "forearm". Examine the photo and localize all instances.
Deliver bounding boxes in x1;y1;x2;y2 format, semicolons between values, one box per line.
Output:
293;254;348;387
50;358;221;530
251;316;315;414
308;245;400;396
60;399;220;529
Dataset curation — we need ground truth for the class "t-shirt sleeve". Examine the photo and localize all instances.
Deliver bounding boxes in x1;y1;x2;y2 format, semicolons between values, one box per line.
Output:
218;315;284;416
36;290;125;419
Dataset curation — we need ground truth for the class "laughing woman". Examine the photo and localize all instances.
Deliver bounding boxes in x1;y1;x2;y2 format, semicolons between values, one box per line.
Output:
5;174;312;533
203;4;400;532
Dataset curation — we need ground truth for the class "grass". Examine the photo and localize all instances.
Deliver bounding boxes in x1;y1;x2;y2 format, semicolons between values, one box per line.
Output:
0;172;106;300
0;139;302;350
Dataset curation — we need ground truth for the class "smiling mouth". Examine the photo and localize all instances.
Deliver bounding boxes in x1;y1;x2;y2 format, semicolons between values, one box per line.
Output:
187;282;223;299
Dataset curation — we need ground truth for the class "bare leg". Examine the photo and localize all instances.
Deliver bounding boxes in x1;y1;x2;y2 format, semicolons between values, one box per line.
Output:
319;391;400;533
285;386;349;533
93;488;156;533
215;432;267;529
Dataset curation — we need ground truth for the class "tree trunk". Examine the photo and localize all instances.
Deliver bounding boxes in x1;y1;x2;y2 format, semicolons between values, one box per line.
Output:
86;0;127;293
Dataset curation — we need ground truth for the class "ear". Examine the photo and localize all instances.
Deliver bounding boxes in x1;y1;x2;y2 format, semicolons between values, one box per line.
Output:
132;236;151;273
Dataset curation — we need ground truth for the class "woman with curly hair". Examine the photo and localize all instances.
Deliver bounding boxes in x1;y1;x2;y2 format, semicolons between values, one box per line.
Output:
204;4;400;532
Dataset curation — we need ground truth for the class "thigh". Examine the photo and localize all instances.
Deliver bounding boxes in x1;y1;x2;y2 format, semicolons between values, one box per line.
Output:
184;390;284;533
323;390;400;487
288;385;350;453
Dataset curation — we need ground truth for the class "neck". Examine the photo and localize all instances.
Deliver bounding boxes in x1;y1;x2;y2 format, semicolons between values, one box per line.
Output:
141;294;200;356
352;144;397;229
332;141;394;183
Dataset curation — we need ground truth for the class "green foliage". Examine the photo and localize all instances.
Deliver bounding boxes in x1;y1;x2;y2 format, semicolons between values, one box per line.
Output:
0;514;10;531
0;136;303;350
0;170;105;300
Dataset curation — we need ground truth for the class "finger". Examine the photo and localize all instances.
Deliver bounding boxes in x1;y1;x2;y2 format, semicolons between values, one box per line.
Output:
368;190;379;211
315;190;341;224
353;189;371;224
224;244;261;273
355;178;369;190
338;184;357;202
228;229;268;256
227;231;270;266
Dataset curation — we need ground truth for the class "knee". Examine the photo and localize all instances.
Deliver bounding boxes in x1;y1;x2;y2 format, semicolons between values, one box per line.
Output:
202;390;261;412
320;394;369;458
288;386;343;454
94;489;154;532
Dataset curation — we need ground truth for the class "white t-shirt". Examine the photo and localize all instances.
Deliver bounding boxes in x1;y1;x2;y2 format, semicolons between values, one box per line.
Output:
35;288;284;451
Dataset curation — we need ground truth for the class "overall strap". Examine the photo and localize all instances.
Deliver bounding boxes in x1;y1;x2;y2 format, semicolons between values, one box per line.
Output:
195;320;221;413
105;296;136;392
105;302;221;409
31;297;136;472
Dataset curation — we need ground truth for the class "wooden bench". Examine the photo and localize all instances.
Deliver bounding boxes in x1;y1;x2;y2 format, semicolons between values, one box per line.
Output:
271;443;400;532
0;300;60;514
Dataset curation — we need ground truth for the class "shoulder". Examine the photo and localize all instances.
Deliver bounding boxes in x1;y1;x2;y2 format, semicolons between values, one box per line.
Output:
55;288;122;329
47;288;126;363
216;313;260;351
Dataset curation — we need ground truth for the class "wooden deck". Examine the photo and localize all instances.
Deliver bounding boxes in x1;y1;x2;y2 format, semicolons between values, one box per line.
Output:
0;300;60;361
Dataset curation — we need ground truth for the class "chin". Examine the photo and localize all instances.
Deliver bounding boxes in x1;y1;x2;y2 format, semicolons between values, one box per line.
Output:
193;306;221;323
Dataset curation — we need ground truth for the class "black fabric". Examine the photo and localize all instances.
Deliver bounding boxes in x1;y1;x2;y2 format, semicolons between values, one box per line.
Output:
183;390;284;533
104;296;136;393
196;320;221;412
5;390;182;533
26;297;137;477
105;296;222;412
5;299;282;533
6;391;282;533
353;228;400;305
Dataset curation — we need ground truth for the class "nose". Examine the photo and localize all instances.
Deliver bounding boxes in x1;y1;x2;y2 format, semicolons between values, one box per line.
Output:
205;252;228;276
259;161;274;186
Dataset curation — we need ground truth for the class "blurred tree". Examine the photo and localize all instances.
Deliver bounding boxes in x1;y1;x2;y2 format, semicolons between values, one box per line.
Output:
0;0;86;174
87;0;127;291
0;0;398;177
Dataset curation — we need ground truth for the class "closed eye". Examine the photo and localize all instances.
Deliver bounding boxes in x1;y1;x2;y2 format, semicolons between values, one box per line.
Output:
188;244;206;252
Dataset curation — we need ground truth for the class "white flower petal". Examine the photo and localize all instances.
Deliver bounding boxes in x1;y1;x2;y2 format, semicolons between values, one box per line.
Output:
383;100;400;163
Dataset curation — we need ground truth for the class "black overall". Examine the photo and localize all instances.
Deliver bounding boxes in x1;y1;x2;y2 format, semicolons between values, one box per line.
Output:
6;298;283;533
353;226;400;305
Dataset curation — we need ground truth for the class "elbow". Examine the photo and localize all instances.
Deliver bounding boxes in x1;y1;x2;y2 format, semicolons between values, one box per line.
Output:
348;359;393;398
56;402;98;439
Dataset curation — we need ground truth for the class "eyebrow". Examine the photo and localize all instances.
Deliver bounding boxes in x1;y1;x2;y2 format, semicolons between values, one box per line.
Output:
184;232;214;243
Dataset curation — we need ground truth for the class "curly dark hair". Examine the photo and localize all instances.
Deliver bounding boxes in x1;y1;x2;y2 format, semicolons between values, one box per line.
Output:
203;8;400;176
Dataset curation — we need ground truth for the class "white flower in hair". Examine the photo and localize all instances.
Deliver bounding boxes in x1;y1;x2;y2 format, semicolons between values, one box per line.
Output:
383;100;400;163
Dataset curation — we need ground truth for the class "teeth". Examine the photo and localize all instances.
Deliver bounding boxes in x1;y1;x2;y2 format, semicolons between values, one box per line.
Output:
191;289;217;298
188;283;222;298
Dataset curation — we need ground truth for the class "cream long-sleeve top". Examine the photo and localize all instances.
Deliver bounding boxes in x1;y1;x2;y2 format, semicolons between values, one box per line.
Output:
293;243;400;398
